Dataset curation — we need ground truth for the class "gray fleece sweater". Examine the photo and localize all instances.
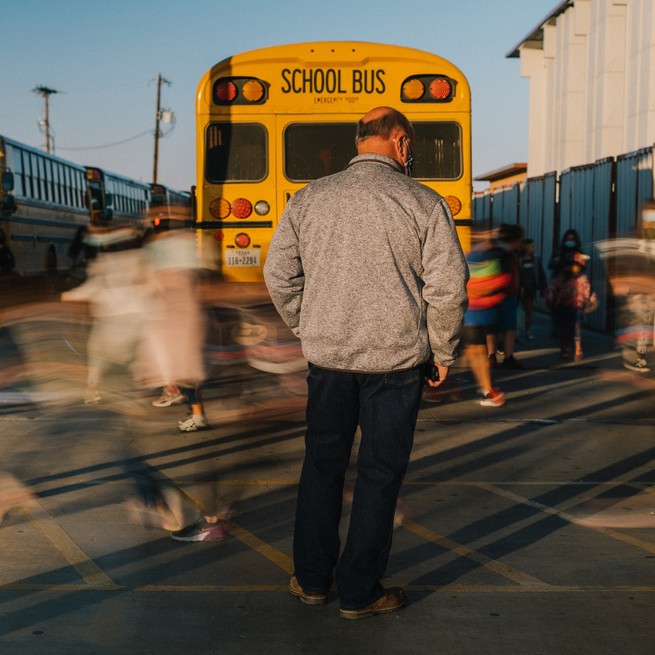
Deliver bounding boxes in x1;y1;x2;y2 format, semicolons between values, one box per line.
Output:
263;153;468;372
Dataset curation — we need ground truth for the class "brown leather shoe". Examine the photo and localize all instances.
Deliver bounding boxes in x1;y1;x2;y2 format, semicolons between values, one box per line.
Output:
288;575;328;605
339;587;407;620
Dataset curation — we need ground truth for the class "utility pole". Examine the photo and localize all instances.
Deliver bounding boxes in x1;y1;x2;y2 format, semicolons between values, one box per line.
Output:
153;74;171;184
33;85;58;153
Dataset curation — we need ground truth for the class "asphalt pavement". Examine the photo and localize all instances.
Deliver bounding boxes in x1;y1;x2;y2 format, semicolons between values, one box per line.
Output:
1;304;654;655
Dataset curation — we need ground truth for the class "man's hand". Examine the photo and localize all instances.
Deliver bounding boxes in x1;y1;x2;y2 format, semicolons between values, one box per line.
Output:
426;364;449;387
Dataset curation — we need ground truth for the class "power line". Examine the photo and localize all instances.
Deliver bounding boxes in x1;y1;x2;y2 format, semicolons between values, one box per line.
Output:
56;129;153;151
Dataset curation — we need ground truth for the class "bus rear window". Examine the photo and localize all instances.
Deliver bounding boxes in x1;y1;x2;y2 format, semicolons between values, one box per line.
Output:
205;123;267;182
283;122;461;181
284;123;357;181
412;122;462;180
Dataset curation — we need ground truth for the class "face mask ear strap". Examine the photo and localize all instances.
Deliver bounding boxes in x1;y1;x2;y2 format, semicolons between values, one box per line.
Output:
405;149;414;177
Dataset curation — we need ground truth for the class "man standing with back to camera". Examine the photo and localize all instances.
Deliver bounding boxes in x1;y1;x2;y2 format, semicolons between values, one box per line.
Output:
264;106;468;619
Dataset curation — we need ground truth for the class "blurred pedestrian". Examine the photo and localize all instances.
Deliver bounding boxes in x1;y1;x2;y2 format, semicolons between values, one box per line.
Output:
546;251;598;361
549;228;584;278
548;228;587;340
264;106;468;619
464;225;512;406
137;216;208;432
518;237;547;339
599;202;655;372
487;223;524;369
151;384;186;407
61;226;147;404
134;216;229;540
67;225;97;280
0;471;37;526
0;229;16;276
125;454;234;543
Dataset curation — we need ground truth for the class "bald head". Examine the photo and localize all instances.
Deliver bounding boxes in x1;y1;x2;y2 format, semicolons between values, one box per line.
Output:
355;106;414;172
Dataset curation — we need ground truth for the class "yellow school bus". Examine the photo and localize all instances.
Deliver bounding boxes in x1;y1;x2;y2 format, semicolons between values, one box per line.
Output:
195;41;472;282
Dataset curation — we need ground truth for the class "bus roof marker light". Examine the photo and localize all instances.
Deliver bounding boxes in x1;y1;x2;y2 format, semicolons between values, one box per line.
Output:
231;198;252;218
215;80;238;103
429;78;452;100
213;77;267;105
401;78;425;101
242;79;265;103
401;75;454;103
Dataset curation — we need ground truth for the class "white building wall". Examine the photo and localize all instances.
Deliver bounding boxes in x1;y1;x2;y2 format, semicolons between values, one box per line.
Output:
585;0;626;162
519;0;655;177
626;0;655;150
521;48;547;174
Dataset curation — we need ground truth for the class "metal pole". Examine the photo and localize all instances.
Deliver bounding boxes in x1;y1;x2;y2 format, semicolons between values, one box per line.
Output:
153;74;162;184
33;85;58;154
152;74;171;185
44;93;51;153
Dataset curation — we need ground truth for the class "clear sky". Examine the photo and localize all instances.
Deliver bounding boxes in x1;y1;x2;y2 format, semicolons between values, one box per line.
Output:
2;0;556;192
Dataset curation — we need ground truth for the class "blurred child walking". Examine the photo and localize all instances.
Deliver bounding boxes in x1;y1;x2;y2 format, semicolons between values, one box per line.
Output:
546;252;598;361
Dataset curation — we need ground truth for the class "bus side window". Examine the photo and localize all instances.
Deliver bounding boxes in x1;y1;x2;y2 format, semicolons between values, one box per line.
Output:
2;171;13;192
206;123;266;182
412;123;462;180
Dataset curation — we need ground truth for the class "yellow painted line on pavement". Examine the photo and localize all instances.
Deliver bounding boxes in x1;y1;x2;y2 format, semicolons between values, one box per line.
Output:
585;526;655;554
402;583;655;593
229;521;294;574
0;582;102;591
477;483;655;555
136;584;285;592
23;504;119;590
401;517;549;588
2;581;654;593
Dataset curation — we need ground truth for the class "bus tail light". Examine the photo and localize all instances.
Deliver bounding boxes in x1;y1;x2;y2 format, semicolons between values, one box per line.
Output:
86;167;102;182
232;198;252;218
445;195;462;216
401;75;454;103
208;196;256;219
213;230;224;242
209;197;231;220
235;232;251;248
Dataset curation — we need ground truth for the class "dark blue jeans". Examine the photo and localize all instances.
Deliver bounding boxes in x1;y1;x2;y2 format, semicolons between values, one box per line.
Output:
293;363;423;610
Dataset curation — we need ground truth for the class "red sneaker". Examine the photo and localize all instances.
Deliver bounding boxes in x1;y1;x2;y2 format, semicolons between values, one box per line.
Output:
480;388;506;407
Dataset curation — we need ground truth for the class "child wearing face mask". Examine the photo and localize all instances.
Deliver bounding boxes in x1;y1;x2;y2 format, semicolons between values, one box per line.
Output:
549;229;584;277
547;229;586;339
546;252;598;361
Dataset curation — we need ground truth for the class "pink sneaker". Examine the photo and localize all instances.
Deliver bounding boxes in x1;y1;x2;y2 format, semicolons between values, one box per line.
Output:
170;518;228;542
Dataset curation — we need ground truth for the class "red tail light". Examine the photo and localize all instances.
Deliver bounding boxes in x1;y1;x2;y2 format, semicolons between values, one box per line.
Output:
232;198;252;218
235;232;251;248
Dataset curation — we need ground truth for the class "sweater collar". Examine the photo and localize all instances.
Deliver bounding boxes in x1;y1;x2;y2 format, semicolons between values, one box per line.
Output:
346;153;403;174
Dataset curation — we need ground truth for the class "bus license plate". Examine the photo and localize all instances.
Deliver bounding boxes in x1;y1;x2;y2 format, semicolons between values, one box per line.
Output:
226;249;260;267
